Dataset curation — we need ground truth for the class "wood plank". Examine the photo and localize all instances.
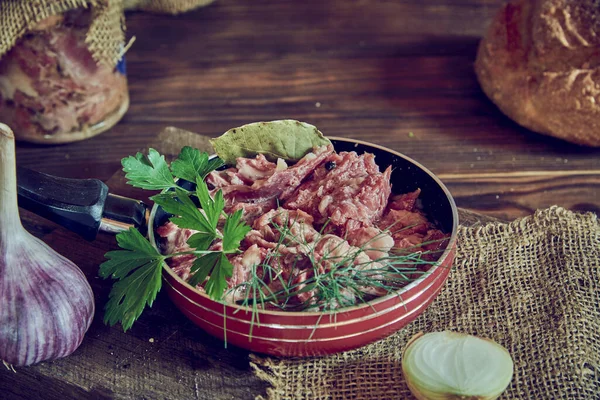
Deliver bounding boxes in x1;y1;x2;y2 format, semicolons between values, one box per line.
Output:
444;173;600;220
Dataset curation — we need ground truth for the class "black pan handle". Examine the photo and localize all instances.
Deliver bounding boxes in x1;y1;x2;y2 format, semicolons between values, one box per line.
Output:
17;167;148;241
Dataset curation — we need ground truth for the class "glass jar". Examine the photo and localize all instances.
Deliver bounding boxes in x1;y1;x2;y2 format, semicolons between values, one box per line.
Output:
0;11;128;144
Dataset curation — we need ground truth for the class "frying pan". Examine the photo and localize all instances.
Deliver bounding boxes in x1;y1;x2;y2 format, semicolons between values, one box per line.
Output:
17;138;459;356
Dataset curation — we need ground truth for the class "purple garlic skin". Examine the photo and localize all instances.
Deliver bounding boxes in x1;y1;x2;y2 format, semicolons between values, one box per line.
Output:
0;122;95;366
0;234;95;366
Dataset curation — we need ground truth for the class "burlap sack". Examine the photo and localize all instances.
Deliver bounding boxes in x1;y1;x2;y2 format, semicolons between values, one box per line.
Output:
123;0;215;14
0;0;125;67
251;206;600;399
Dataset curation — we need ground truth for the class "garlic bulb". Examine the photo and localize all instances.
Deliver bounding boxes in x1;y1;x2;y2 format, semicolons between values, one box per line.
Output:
402;331;514;400
0;124;95;367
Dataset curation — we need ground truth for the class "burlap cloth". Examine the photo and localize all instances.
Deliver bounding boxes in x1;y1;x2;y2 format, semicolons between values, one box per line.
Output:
0;0;125;67
250;206;600;399
1;0;216;68
123;0;215;14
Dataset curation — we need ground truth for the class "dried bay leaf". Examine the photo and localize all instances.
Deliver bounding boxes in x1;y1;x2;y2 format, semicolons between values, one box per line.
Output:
209;120;331;165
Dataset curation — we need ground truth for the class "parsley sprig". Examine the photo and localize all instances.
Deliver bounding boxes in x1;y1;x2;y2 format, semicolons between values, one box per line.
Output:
100;147;249;331
121;146;224;190
100;228;164;331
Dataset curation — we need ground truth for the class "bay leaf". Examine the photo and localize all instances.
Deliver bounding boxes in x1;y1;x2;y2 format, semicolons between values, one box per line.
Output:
209;120;331;165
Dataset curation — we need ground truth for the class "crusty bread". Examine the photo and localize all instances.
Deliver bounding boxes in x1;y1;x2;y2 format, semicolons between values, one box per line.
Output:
475;0;600;147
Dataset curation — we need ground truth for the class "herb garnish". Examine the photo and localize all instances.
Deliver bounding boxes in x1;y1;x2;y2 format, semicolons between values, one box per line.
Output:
121;146;223;190
100;228;164;331
230;215;441;317
99;147;248;331
100;143;446;333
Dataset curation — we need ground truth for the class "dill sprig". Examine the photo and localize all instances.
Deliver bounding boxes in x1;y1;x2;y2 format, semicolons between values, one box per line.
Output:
227;213;447;313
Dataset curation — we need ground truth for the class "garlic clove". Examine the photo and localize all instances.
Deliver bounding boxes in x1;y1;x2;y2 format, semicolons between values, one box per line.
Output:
0;123;95;367
402;331;514;400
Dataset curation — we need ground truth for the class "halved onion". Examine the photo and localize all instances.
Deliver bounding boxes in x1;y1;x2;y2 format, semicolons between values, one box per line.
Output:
402;331;514;400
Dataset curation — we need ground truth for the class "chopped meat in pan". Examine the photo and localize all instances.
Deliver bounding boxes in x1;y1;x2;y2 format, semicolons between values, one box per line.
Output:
159;145;450;311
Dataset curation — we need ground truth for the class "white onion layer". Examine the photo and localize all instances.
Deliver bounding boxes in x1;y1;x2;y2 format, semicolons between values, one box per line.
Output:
402;331;514;400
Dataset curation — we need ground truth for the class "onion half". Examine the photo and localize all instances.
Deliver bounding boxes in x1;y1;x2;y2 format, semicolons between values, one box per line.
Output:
402;331;514;400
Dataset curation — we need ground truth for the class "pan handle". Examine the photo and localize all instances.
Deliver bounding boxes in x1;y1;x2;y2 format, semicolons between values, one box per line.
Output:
17;167;148;241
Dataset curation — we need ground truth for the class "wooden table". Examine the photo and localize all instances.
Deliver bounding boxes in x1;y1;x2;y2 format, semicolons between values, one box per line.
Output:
3;0;599;399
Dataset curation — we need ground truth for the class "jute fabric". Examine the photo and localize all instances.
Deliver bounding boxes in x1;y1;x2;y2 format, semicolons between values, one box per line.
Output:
0;0;125;67
124;0;215;14
251;206;600;399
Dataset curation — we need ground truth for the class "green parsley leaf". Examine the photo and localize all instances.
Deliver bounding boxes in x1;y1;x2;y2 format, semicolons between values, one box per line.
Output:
208;254;234;299
151;188;214;233
189;253;234;299
122;149;175;190
171;146;224;182
187;232;215;251
100;228;165;331
222;209;252;252
104;147;250;330
196;177;224;228
188;252;220;287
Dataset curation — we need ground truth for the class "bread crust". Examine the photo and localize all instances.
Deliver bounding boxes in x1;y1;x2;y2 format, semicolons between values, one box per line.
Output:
475;0;600;146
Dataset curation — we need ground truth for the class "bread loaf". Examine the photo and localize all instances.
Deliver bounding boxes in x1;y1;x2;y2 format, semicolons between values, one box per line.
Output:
475;0;600;147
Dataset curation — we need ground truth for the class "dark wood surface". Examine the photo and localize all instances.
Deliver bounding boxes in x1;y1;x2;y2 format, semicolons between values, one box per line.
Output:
2;127;500;400
13;0;600;221
3;0;598;399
